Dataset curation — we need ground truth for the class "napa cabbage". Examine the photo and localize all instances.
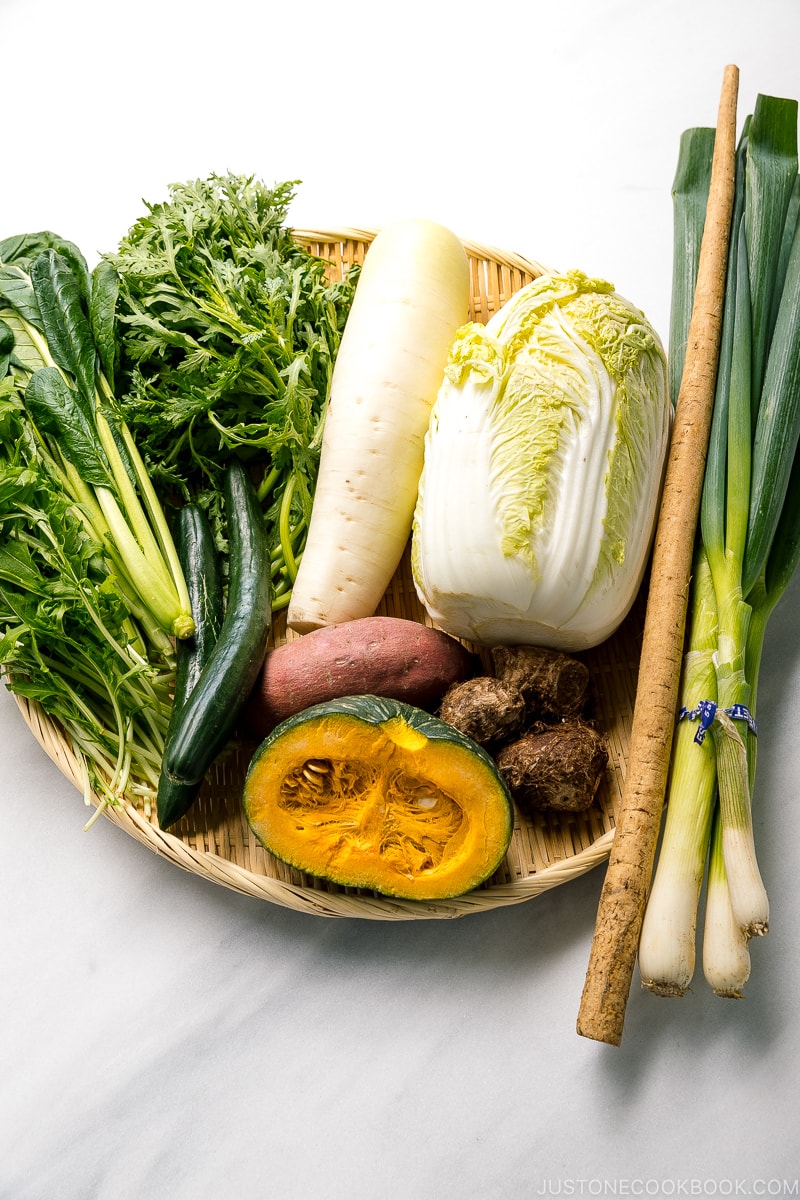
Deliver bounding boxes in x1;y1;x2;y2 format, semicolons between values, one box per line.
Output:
411;270;671;650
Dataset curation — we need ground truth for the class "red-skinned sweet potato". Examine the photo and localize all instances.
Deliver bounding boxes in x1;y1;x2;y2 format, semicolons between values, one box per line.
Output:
243;616;477;737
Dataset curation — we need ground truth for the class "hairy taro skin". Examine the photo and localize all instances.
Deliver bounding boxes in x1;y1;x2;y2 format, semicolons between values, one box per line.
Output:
489;644;590;720
439;676;526;748
243;616;477;737
496;722;608;813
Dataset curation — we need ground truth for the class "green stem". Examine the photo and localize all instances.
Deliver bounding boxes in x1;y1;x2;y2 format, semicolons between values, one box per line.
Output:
95;408;172;583
93;485;185;636
278;473;299;582
119;420;193;629
257;463;281;504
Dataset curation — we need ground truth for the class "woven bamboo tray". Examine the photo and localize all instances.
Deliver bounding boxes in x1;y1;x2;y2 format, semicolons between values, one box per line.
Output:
12;229;645;920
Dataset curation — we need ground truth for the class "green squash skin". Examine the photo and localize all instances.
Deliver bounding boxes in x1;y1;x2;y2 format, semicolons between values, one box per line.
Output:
242;694;515;900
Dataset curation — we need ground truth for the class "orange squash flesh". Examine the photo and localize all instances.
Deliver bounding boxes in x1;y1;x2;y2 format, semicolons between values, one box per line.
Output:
242;696;514;901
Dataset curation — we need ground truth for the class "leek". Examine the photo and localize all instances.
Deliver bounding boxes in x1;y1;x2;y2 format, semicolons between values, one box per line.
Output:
668;126;717;407
639;92;800;997
637;546;718;994
702;811;751;998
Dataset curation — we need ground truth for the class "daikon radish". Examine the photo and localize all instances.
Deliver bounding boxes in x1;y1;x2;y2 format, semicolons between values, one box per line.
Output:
286;218;470;633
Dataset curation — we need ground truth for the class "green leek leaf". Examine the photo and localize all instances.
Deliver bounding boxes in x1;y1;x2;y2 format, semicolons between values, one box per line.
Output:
745;94;798;407
743;210;800;595
773;173;800;304
700;132;749;562
669;126;716;407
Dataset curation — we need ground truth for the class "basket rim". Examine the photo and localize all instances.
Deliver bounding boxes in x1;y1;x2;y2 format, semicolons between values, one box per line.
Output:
291;226;551;281
15;686;614;920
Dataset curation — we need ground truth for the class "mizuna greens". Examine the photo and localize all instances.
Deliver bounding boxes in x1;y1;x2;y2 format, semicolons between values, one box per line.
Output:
411;271;671;650
105;174;357;610
638;92;800;998
0;232;193;815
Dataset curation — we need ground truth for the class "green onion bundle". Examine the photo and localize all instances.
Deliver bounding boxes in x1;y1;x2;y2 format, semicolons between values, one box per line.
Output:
639;93;800;997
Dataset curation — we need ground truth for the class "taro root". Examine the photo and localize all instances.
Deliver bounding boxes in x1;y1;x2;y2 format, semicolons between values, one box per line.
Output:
496;721;608;813
490;644;590;720
439;676;526;749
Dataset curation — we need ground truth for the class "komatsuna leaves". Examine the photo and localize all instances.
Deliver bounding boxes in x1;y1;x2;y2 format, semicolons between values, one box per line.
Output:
0;318;13;378
0;231;89;278
0;307;48;375
90;259;120;390
0;265;43;329
0;233;90;331
25;366;110;487
30;250;97;409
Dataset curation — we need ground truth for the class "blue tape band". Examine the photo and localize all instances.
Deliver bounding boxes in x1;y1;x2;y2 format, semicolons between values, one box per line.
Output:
725;703;759;736
677;700;758;744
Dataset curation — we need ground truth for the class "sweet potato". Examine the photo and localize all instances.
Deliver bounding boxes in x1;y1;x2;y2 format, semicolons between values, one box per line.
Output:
243;616;477;736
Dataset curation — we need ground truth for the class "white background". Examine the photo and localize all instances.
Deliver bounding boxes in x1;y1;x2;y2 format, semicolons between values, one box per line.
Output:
2;1;799;1197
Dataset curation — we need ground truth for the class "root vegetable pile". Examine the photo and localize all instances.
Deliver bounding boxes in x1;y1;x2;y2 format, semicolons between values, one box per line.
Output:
438;644;607;815
496;724;608;815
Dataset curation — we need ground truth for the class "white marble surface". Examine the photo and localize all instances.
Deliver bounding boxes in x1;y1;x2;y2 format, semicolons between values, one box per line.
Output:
2;2;800;1197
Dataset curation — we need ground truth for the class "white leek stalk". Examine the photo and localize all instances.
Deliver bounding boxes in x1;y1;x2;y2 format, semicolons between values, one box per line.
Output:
638;549;718;995
711;709;769;936
702;813;751;997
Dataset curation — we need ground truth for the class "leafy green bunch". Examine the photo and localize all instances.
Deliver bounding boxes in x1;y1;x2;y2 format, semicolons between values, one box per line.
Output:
0;233;185;814
107;174;358;606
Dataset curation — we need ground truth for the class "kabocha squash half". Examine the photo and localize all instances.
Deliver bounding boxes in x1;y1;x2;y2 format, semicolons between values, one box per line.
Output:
242;695;515;901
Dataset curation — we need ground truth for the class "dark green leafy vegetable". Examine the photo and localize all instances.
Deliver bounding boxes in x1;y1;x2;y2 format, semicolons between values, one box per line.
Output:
0;376;175;816
0;232;197;816
0;236;194;640
105;174;357;609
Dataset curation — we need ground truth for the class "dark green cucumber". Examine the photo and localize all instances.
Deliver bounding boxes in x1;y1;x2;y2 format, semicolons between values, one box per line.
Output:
156;505;224;828
172;504;224;710
157;462;272;829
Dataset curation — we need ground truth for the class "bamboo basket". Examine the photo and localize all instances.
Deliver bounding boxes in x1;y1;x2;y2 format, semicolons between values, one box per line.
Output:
11;229;646;920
